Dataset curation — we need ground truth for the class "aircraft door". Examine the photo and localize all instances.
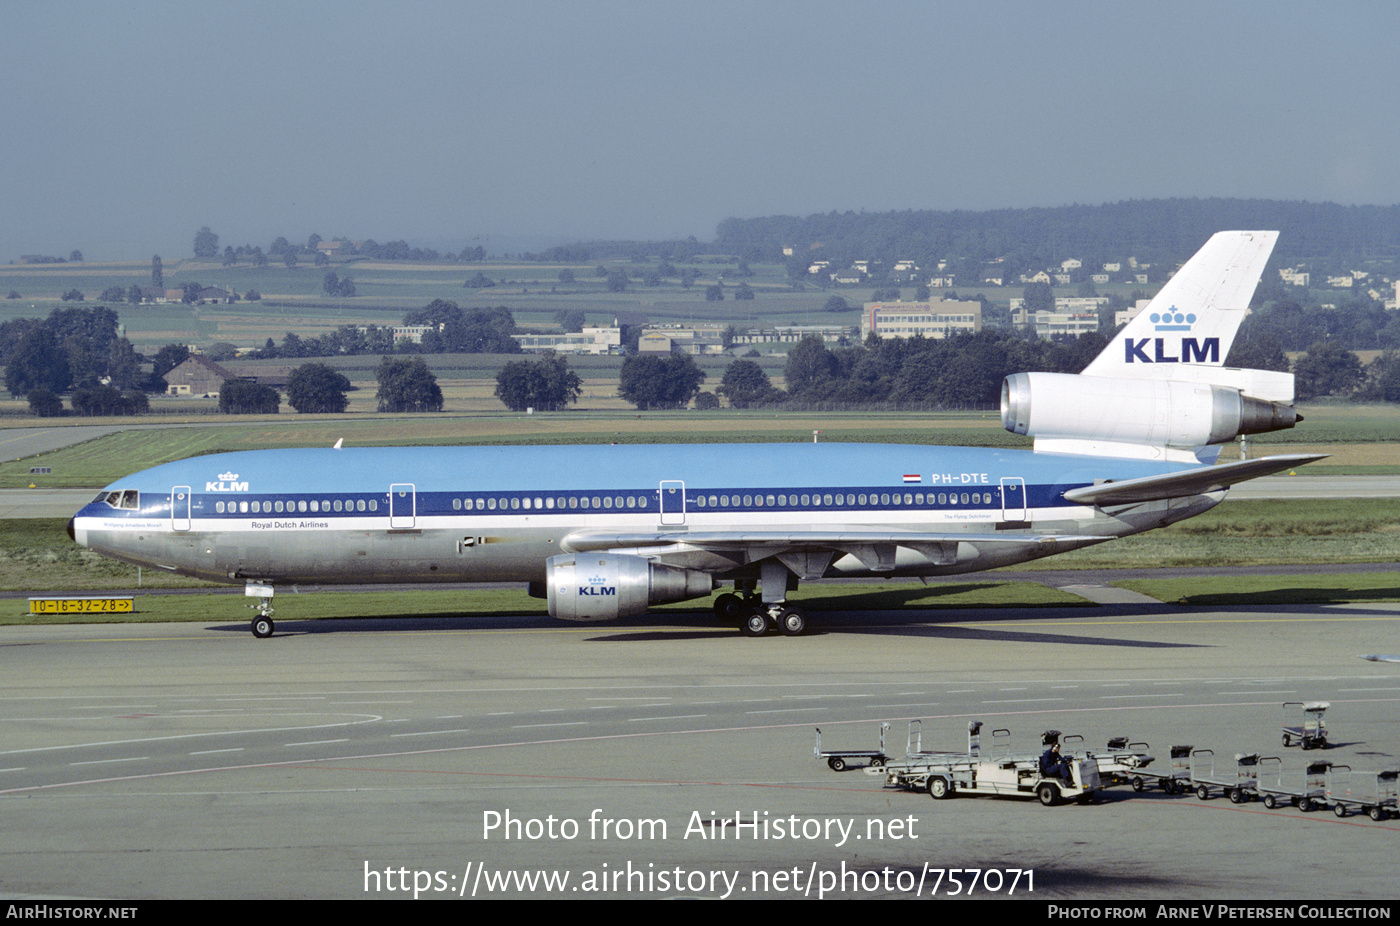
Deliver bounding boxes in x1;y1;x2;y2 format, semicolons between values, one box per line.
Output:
390;483;416;529
659;480;686;525
1000;477;1027;523
171;486;192;532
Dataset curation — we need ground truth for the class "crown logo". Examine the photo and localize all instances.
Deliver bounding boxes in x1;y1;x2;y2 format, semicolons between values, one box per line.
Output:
1150;305;1196;332
219;471;239;481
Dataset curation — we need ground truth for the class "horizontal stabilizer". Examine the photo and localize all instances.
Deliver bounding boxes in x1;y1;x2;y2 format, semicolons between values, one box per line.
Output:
1062;454;1327;506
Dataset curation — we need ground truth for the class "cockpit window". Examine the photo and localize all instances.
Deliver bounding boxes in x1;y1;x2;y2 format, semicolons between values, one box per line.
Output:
98;490;140;510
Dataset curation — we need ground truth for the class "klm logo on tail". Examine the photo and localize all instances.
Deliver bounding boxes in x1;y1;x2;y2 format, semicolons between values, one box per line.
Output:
1123;307;1218;364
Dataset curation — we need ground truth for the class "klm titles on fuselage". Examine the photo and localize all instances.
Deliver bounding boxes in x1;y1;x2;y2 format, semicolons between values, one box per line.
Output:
206;471;249;492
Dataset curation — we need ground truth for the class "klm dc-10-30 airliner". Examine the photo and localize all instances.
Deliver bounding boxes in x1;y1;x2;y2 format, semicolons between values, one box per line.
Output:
69;231;1320;638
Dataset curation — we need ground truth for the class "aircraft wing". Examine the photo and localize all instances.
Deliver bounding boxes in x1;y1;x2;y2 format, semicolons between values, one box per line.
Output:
561;529;1108;573
1361;654;1400;664
1062;454;1327;506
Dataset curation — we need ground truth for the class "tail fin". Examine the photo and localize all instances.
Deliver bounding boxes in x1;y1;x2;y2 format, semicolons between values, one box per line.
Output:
1001;230;1299;462
1082;230;1278;380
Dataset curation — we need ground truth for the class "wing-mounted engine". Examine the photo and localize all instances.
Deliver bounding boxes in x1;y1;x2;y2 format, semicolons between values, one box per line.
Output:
1001;371;1300;462
545;553;714;622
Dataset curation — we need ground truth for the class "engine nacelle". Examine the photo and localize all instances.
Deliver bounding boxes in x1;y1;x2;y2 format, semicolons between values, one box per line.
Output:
545;553;714;622
1001;372;1298;453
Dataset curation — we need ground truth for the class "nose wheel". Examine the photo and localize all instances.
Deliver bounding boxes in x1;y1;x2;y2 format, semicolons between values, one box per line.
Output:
246;582;276;639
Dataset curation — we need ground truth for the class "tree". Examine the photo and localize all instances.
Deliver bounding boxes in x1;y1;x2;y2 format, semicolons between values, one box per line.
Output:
61;289;84;302
1021;281;1054;315
693;391;720;410
734;282;755;300
784;335;839;398
69;250;83;262
287;363;352;413
4;328;71;396
617;353;705;410
553;309;585;333
151;255;163;289
99;286;127;303
494;352;582;412
376;356;443;412
717;359;782;408
27;389;63;417
1294;342;1363;400
323;271;356;297
219;380;280;414
72;385;149;416
193;226;219;259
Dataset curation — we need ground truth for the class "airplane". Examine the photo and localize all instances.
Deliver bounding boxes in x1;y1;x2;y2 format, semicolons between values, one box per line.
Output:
69;230;1322;639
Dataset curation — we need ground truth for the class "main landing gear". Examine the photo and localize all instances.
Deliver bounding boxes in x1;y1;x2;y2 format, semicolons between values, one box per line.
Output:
246;582;275;639
713;592;808;638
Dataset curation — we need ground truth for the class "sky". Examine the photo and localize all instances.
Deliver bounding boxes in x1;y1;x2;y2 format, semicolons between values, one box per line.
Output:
3;0;1398;261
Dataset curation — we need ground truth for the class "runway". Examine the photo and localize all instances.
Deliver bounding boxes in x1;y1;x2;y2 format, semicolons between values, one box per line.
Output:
2;603;1397;900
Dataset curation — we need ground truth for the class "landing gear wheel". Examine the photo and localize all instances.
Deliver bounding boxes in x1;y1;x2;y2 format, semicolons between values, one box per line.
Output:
714;593;746;623
777;608;806;636
827;757;846;772
1037;782;1060;806
740;611;769;637
251;615;274;639
928;777;952;800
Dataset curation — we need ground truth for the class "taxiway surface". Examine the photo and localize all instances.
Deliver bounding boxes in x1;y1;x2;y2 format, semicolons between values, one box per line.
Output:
2;603;1397;900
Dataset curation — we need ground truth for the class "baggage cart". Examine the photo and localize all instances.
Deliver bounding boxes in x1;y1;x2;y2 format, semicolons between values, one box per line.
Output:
1322;765;1400;820
1281;701;1329;749
1255;756;1330;811
1129;744;1193;794
815;722;889;771
1191;749;1261;803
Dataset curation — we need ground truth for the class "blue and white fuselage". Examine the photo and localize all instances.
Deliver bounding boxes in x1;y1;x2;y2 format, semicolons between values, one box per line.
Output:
70;441;1203;584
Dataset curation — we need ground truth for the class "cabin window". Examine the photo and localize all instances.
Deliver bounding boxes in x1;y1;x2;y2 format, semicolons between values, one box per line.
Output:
239;501;249;513
765;494;775;507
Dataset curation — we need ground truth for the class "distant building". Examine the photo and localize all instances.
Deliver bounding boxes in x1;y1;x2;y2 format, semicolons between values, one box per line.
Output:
1011;308;1099;338
861;299;981;341
513;326;622;354
637;324;726;355
164;355;240;396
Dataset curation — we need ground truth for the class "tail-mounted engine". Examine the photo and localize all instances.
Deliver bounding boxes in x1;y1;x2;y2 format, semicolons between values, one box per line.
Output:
546;553;714;622
1001;372;1299;458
